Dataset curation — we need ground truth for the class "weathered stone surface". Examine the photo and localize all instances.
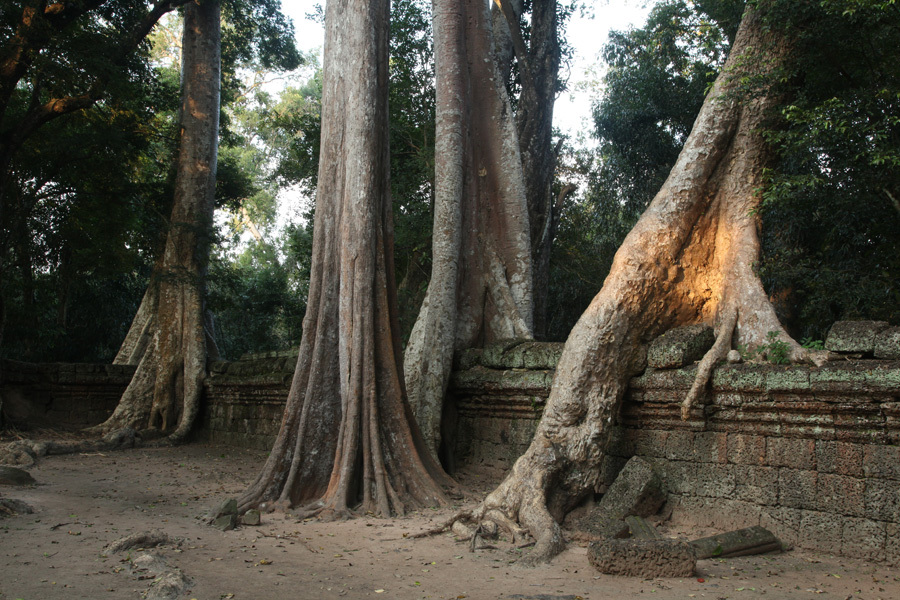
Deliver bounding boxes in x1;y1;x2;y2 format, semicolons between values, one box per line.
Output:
213;514;237;532
647;324;715;369
241;509;261;526
577;457;666;537
0;497;33;517
690;526;782;559
0;466;36;486
826;320;889;354
588;538;696;577
875;327;900;360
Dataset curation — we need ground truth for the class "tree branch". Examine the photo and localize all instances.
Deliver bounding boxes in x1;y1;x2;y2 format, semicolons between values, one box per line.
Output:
492;0;535;95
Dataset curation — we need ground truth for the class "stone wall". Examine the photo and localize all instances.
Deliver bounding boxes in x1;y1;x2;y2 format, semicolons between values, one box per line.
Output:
198;351;298;450
0;359;135;430
3;332;899;563
449;340;900;564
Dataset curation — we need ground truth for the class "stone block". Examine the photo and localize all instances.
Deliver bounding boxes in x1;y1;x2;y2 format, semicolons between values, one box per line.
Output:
874;327;900;359
766;437;816;470
692;431;728;464
694;463;736;499
764;367;811;393
712;365;765;392
647;325;714;369
841;517;886;562
588;539;696;578
864;478;900;522
826;320;889;354
886;523;900;564
598;455;629;491
779;469;818;510
659;460;696;496
727;434;767;465
815;441;864;476
799;510;842;553
665;430;695;461
599;456;667;518
863;444;900;480
632;430;669;458
733;465;778;505
816;474;865;517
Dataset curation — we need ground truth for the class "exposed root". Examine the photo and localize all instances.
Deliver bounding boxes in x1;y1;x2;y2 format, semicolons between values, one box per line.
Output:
105;529;180;555
682;307;738;420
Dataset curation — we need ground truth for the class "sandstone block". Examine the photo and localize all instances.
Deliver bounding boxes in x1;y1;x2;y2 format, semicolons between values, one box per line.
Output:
588;539;696;577
826;320;889;354
647;325;714;369
874;326;900;359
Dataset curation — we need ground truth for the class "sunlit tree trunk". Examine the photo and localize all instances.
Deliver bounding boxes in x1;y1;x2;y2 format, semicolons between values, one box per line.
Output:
457;4;826;564
238;0;453;517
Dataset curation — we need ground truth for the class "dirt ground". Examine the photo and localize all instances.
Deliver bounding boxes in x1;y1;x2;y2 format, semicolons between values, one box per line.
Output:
1;441;899;600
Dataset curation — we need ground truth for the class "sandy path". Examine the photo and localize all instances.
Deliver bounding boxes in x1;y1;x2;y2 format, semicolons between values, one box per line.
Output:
1;443;898;600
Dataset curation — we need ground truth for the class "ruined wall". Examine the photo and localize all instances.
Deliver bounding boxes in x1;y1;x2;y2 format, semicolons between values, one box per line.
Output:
0;360;135;430
3;326;899;563
448;335;900;565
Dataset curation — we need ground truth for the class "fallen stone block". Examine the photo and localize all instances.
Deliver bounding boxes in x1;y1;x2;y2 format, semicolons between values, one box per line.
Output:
689;526;782;559
648;325;715;369
241;509;261;526
625;515;662;539
570;456;666;538
588;538;697;577
826;321;889;354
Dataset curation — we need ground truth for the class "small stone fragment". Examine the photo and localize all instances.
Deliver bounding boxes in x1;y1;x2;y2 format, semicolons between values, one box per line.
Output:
588;538;697;577
241;509;261;526
726;349;742;364
0;466;36;486
213;514;237;532
0;497;34;517
647;325;715;369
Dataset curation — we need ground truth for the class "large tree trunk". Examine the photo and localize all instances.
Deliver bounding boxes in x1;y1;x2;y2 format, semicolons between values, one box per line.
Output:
457;4;824;564
404;0;534;458
494;0;565;339
90;1;220;442
238;0;453;518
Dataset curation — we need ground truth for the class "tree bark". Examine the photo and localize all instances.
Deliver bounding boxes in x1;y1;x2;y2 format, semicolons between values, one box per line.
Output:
238;0;453;518
404;0;534;458
90;0;220;442
492;0;565;339
457;4;823;564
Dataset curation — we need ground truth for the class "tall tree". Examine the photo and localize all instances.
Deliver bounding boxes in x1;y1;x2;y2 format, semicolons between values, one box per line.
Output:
452;2;826;564
492;0;573;339
238;0;452;517
92;0;222;440
403;0;534;459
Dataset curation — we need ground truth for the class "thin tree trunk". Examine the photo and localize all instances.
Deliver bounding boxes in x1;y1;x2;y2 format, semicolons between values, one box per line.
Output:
405;0;534;458
90;0;220;441
238;0;453;518
455;4;824;564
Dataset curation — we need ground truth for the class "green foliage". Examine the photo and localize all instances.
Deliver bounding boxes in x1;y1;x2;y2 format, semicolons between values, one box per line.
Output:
545;1;739;340
737;331;790;364
755;0;900;340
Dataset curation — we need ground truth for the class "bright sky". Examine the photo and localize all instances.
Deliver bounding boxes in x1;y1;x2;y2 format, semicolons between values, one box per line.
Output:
276;0;652;140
